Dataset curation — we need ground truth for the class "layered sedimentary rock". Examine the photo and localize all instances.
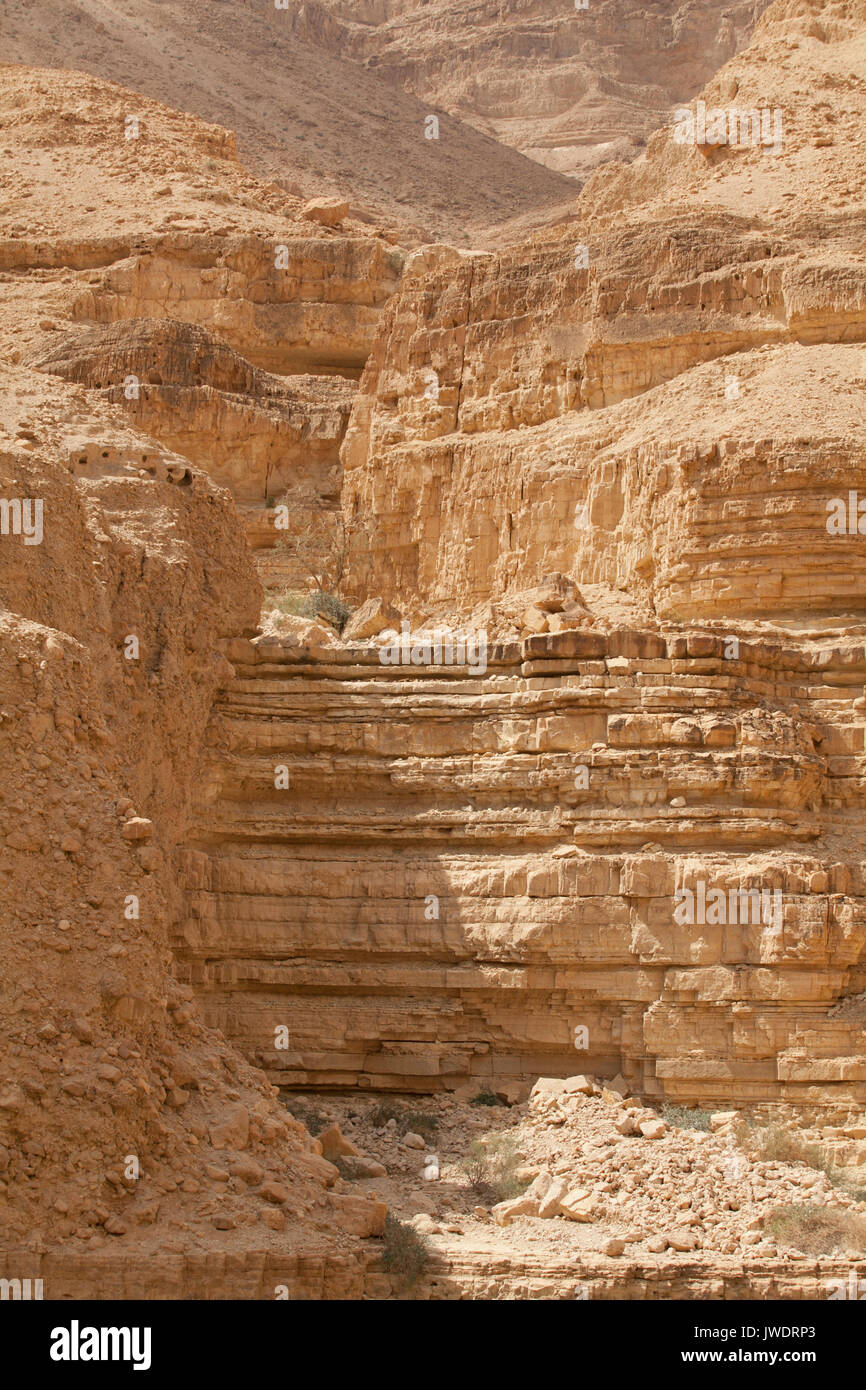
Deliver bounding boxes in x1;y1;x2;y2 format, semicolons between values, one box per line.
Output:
344;328;866;620
4;0;866;1302
341;0;866;616
2;66;401;593
0;63;400;370
33;320;356;588
66;233;399;377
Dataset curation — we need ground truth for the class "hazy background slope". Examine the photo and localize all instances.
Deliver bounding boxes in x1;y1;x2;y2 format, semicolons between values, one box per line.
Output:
0;0;579;242
286;0;772;179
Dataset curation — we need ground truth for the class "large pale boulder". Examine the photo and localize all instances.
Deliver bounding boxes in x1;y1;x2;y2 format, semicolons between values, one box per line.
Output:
558;1189;596;1222
563;1075;594;1096
302;196;349;226
342;595;402;642
538;1178;570;1219
255;614;341;662
209;1104;250;1152
640;1119;668;1140
492;1195;540;1226
329;1193;387;1237
317;1123;361;1160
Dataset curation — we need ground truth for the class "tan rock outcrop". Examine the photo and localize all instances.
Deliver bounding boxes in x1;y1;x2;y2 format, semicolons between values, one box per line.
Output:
3;0;866;1305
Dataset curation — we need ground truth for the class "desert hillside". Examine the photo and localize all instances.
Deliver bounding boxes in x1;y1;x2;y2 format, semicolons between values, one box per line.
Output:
1;0;865;1307
0;0;578;243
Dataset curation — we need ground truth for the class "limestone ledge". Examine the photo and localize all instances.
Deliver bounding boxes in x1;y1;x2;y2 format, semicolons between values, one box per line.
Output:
3;1247;861;1302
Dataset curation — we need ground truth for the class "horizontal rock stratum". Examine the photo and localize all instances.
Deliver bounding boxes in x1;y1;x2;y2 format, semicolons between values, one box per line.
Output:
179;623;866;1107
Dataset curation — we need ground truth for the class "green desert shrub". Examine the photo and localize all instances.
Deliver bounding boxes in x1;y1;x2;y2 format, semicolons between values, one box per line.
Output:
284;1099;329;1137
458;1134;526;1204
740;1122;829;1174
369;1101;437;1137
469;1087;501;1107
662;1104;713;1132
264;587;351;632
380;1214;429;1291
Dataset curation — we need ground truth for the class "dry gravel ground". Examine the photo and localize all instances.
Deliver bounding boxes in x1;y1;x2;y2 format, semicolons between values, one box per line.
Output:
288;1076;866;1277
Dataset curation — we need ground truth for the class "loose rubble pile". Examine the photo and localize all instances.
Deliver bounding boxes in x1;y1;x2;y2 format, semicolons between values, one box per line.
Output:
291;1076;866;1282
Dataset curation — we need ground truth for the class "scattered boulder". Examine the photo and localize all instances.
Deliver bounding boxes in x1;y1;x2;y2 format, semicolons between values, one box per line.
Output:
329;1193;387;1238
492;1195;540;1226
711;1111;739;1131
258;1181;289;1205
525;1170;553;1201
209;1104;250;1151
521;605;548;634
227;1156;264;1185
338;1156;388;1180
558;1188;596;1222
410;1212;441;1235
532;573;584;612
494;1080;527;1106
121;817;153;842
667;1229;698;1252
317;1124;360;1161
301;196;349;226
342;596;402;642
538;1178;570;1219
639;1119;668;1140
530;1078;566;1101
563;1074;594;1096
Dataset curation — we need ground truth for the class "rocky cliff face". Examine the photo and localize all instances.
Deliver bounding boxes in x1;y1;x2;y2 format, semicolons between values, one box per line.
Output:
178;626;866;1111
179;0;866;1120
341;0;866;618
2;65;401;592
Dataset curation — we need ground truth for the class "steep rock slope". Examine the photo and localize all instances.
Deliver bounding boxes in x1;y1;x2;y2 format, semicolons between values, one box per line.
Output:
0;70;391;1299
0;369;389;1298
341;0;866;615
0;64;400;590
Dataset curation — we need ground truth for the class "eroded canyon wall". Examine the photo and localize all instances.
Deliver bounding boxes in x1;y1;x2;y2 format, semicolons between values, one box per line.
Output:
1;64;401;593
178;0;866;1115
290;0;771;180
